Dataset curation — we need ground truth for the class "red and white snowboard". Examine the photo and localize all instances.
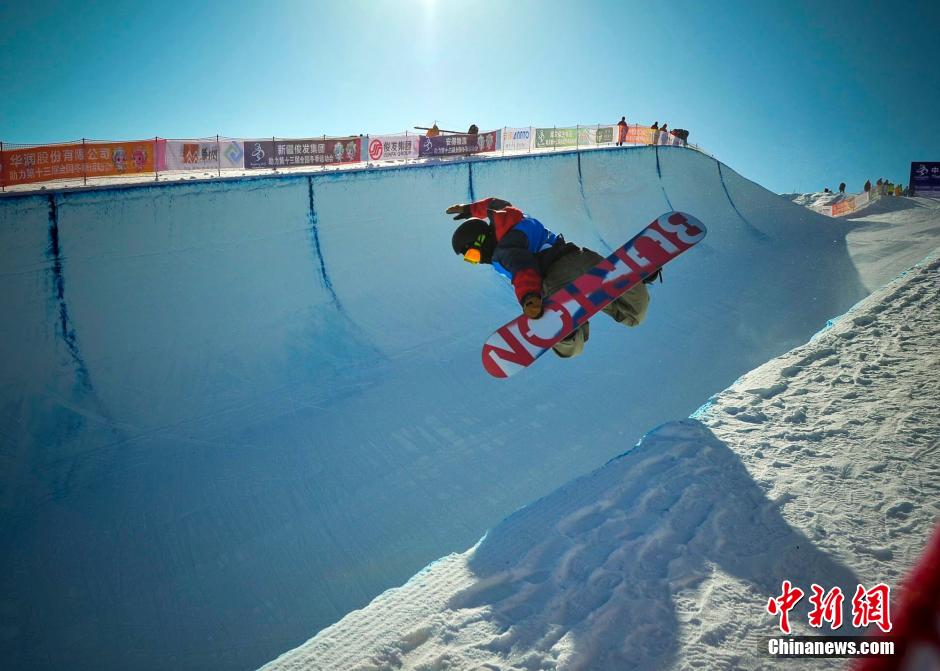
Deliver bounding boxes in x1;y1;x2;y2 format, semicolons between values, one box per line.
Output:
482;211;707;378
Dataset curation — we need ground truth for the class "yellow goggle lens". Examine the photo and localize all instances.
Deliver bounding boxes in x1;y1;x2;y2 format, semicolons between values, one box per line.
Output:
463;248;482;264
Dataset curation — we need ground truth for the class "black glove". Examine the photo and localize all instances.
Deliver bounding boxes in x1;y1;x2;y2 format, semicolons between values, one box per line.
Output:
445;204;471;220
522;293;543;319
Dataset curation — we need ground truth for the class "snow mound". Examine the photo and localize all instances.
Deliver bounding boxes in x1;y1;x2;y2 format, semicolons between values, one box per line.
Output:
264;255;940;671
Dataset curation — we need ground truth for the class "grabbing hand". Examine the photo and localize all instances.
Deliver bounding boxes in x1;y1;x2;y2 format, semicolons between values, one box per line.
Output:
445;203;471;220
522;293;543;319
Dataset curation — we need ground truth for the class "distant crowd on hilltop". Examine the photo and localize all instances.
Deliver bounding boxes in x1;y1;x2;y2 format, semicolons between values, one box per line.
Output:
823;178;909;197
422;118;693;148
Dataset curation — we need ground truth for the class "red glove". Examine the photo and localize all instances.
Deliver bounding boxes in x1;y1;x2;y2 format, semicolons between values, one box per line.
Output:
445;204;471;220
522;293;543;319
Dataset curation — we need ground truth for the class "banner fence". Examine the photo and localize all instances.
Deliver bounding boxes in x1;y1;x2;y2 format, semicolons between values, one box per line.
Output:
0;122;698;192
810;188;875;217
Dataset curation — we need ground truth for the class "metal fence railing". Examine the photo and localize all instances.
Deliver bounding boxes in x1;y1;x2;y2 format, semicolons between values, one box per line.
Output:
0;123;700;194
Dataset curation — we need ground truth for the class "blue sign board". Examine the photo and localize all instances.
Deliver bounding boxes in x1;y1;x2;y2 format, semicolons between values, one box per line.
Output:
909;162;940;197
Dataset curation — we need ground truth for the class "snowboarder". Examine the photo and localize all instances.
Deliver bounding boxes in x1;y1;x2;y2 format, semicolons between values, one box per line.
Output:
448;197;654;358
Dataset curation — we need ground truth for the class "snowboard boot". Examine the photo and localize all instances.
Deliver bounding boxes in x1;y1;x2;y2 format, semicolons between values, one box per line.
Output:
643;268;663;284
552;322;590;358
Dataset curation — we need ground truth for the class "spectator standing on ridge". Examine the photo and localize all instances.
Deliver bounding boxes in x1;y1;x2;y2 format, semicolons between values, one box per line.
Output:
467;124;478;135
839;182;846;193
864;180;871;193
651;121;659;129
426;123;440;138
895;184;903;196
617;116;628;146
446;197;658;359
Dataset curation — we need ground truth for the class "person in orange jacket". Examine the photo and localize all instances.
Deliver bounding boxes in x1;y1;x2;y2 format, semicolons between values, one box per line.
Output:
617;116;628;146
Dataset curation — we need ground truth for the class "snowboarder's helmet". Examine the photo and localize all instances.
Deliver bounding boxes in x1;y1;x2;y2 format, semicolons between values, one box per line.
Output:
452;218;491;264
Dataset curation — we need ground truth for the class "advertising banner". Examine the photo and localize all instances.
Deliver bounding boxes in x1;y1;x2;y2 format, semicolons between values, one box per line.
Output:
534;127;578;149
1;140;155;187
656;130;685;146
501;127;533;152
910;162;940;197
577;125;616;146
418;131;498;158
626;126;656;145
243;137;362;170
366;135;420;161
156;139;245;172
831;198;854;216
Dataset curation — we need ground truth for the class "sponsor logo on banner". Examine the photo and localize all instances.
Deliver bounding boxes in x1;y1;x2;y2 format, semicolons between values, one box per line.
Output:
244;138;362;170
418;131;497;157
155;140;247;172
369;139;383;160
577;126;615;146
367;135;420;161
909;162;940;197
224;142;243;165
534;127;578;149
501;127;532;152
0;140;155;186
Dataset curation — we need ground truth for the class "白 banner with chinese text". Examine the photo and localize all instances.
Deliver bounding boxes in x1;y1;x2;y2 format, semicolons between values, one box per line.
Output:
910;162;940;197
243;138;362;170
156;139;245;172
534;127;578;149
418;131;498;158
501;127;533;152
1;140;155;187
577;125;616;146
366;135;420;161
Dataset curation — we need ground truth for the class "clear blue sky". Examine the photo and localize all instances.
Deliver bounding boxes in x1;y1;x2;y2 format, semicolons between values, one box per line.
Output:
2;0;938;194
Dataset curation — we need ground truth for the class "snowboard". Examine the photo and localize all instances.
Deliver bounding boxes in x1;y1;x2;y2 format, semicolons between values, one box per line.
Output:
482;211;707;378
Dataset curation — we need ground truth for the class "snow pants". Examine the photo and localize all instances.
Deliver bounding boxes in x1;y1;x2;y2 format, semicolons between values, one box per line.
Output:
543;246;650;358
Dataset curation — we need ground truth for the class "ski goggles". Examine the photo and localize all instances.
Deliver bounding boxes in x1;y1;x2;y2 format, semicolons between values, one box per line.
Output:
462;233;487;264
463;247;482;264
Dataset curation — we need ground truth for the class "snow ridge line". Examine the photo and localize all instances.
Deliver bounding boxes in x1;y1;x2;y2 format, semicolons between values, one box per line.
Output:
654;145;675;211
576;151;615;252
46;193;93;392
306;175;344;312
716;159;769;240
467;161;476;202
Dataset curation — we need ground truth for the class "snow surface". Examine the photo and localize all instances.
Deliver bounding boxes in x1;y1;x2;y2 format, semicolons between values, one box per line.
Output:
1;146;938;670
264;254;940;671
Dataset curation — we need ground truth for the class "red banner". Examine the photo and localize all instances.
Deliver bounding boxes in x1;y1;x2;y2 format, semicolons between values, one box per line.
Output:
1;140;156;187
831;198;854;216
